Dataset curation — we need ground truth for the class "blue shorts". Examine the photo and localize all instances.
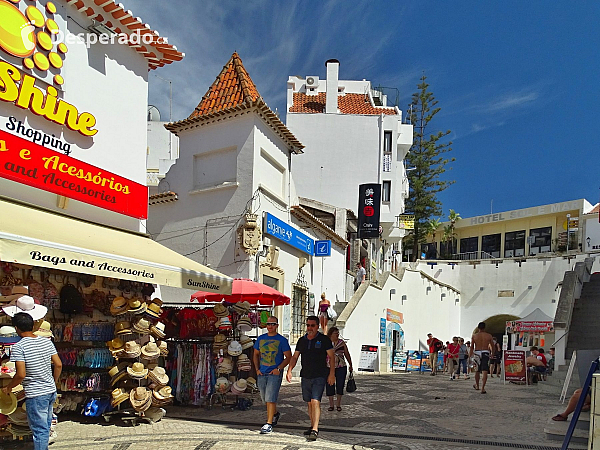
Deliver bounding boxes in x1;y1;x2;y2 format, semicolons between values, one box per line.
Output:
257;373;283;403
301;376;326;402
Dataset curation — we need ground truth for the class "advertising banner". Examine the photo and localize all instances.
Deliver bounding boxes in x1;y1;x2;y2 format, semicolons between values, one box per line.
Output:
357;183;381;238
503;350;527;382
392;350;407;372
506;320;554;333
380;318;386;344
397;214;415;230
264;212;314;255
406;351;421;372
386;308;403;324
0;130;147;218
358;345;379;372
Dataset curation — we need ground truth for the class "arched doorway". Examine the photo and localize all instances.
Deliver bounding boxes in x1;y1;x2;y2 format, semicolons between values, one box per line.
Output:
474;314;520;341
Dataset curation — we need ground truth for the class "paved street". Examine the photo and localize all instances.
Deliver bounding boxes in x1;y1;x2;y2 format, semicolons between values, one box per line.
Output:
26;372;572;450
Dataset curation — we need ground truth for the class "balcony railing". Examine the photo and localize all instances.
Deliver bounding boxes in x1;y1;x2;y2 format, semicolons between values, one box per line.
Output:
451;251;496;260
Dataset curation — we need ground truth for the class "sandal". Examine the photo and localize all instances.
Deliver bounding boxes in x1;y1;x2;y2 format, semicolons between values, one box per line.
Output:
552;414;567;421
481;389;486;394
327;406;334;411
337;407;342;411
473;384;479;390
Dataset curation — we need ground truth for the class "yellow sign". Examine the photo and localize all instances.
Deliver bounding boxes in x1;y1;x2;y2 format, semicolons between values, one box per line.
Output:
0;1;97;136
398;214;415;230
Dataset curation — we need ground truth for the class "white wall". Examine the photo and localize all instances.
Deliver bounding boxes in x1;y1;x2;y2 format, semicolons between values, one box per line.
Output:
584;214;600;252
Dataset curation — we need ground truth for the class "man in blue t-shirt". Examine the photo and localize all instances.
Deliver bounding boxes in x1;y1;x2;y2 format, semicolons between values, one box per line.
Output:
253;316;291;435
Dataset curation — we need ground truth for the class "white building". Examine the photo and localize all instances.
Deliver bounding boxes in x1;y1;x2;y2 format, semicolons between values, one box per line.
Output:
146;106;179;193
148;53;348;342
286;60;413;277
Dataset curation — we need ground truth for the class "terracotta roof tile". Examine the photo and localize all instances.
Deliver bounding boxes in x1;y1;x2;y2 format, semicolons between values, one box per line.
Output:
591;204;599;214
188;52;260;119
289;92;397;115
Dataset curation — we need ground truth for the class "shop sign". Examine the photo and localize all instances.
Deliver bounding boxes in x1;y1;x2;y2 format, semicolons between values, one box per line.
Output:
386;308;403;324
379;318;386;344
506;320;554;333
358;345;379;372
264;212;314;255
503;350;527;382
406;351;421;372
0;129;148;218
397;214;415;230
357;183;381;238
392;350;407;371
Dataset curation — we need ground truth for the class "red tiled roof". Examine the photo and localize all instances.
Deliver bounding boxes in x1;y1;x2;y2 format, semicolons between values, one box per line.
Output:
63;0;184;70
591;204;600;214
188;52;260;119
289;92;397;115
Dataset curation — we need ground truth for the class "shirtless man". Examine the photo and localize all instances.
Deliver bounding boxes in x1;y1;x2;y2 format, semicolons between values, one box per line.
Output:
469;322;494;394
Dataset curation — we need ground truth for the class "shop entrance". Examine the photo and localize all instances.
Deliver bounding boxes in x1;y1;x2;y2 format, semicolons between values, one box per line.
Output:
476;314;520;342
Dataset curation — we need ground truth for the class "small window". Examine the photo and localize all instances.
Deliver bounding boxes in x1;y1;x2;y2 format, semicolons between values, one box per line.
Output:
504;230;525;257
383;131;392;153
382;181;391;202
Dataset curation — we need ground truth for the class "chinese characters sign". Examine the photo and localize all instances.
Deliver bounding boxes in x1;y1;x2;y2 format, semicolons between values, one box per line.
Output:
357;183;381;238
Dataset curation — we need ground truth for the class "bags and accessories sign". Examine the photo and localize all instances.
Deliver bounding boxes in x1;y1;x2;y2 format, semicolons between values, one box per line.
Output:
358;183;381;239
0;129;148;218
263;212;314;255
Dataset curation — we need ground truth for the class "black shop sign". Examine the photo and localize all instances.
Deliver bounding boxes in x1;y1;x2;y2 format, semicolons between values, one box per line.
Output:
358;183;381;239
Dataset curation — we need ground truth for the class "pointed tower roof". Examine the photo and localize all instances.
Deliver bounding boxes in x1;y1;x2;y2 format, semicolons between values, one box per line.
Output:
188;52;261;119
166;52;303;153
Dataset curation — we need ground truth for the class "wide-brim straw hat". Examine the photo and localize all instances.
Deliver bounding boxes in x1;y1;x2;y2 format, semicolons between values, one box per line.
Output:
130;387;151;411
109;362;129;385
150;322;166;339
152;386;173;401
111;388;129;407
33;320;53;338
133;318;151;334
141;342;160;358
213;303;229;317
246;377;257;388
127;362;148;379
110;297;129;316
148;367;169;386
0;326;17;337
0;286;28;304
145;302;163;319
127;298;146;314
214;377;230;393
231;378;248;394
123;341;141;358
239;335;254;350
0;392;17;415
157;340;168;356
2;296;47;320
115;321;132;335
107;337;125;352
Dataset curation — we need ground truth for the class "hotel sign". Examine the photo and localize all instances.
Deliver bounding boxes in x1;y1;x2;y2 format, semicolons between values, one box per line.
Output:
466;200;583;226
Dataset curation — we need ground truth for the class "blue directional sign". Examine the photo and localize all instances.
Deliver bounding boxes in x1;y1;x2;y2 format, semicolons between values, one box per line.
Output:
314;240;331;257
264;213;314;255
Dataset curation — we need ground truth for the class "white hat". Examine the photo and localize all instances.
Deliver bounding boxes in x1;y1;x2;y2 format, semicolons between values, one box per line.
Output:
2;296;47;320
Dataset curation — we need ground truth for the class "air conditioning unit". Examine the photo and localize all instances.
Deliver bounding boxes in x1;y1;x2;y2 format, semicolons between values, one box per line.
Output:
305;76;319;88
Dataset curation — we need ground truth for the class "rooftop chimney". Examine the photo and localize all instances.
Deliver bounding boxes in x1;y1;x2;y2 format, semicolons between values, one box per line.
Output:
325;59;339;114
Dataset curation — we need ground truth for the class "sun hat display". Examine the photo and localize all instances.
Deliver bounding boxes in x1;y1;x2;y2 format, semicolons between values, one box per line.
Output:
130;387;151;412
2;295;47;320
237;354;252;372
0;391;17;415
153;386;173;401
0;361;16;378
114;321;132;335
239;334;254;350
109;362;128;385
145;301;163;319
213;334;228;350
127;298;146;314
132;318;151;334
236;316;253;332
231;378;248;395
216;357;233;374
107;338;125;355
227;340;242;357
127;362;148;379
217;316;232;330
123;341;141;358
33;320;53;338
0;286;29;304
148;367;169;386
213;303;229;318
141;342;160;359
110;297;128;316
111;388;129;407
150;321;166;339
214;377;230;393
232;300;251;315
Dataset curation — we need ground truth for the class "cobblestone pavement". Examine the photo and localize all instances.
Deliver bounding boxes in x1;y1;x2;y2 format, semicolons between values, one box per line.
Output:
9;372;570;449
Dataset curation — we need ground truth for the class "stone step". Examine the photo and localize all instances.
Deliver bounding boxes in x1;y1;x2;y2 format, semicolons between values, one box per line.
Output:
544;418;589;445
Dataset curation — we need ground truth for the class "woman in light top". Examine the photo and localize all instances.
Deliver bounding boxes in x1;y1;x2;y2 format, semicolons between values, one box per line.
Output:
318;292;330;333
326;327;353;411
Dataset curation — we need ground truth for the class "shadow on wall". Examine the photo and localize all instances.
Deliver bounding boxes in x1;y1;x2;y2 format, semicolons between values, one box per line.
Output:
465;289;483;308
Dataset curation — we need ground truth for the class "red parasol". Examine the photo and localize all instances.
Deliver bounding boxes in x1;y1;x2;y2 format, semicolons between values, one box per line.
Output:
190;278;290;306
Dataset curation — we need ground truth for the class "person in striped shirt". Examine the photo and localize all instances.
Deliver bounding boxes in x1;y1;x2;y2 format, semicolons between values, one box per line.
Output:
2;312;62;450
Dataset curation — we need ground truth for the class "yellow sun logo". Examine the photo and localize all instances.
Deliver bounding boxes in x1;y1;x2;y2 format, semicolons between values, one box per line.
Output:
0;0;66;86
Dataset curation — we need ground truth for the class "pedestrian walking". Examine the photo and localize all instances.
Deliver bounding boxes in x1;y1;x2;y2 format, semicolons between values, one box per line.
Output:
2;311;62;450
354;262;366;291
286;315;335;442
456;337;470;379
447;337;460;380
252;316;291;434
443;341;450;373
469;322;494;394
426;333;442;375
489;337;501;377
318;293;331;334
325;327;353;412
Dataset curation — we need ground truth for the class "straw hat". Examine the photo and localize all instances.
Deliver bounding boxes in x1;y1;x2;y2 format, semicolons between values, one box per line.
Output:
123;341;141;358
152;386;173;401
237;354;252;372
145;302;162;319
7;405;27;424
33;320;53;338
213;303;229;318
111;388;129;407
232;301;251;315
110;297;128;316
129;387;151;411
148;367;169;386
237;316;253;332
0;326;17;337
157;340;168;356
217;357;233;374
246;377;257;390
0;286;28;304
109;362;128;385
141;342;160;359
151;298;163;307
0;391;17;415
150;322;166;339
239;334;254;350
114;321;132;335
227;340;242;356
107;338;125;355
2;296;47;320
11;385;24;401
0;361;16;378
127;298;146;314
214;377;230;393
127;362;148;379
132;318;151;334
231;378;248;395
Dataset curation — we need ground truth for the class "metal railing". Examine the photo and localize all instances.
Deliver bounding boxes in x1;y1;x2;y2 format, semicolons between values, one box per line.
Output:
451;251;497;260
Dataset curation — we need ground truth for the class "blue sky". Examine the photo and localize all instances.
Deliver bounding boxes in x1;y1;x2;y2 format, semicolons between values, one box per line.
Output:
127;1;599;220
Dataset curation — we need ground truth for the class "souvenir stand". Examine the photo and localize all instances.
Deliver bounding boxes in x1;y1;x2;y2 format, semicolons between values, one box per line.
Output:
164;278;290;411
506;308;555;351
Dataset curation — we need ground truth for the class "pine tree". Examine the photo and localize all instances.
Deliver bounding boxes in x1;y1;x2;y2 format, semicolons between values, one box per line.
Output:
405;74;455;261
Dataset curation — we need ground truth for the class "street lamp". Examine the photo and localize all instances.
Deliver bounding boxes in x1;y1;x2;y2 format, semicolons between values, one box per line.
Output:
566;214;571;255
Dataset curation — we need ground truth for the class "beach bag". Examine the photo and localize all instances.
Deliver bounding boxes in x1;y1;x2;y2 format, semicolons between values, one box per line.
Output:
346;371;357;393
60;283;83;314
327;305;337;320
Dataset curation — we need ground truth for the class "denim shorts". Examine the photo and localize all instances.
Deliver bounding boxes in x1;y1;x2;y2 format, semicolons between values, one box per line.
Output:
301;376;326;402
257;373;283;403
